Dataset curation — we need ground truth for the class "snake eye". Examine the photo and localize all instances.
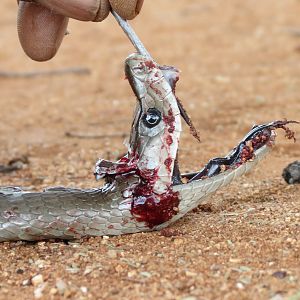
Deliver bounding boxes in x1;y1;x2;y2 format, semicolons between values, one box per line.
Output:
142;108;161;128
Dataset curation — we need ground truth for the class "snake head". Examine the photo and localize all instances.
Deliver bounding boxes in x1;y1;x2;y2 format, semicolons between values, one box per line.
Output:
125;53;182;193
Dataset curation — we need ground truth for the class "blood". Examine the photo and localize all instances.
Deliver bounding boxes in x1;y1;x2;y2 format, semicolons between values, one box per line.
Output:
164;157;173;173
127;162;180;227
233;121;298;168
149;82;163;96
144;60;156;69
65;227;80;236
272;120;299;142
163;109;175;133
166;135;173;146
115;160;137;175
235;130;271;166
96;153;139;180
119;156;130;163
160;228;182;237
131;188;179;228
98;151;179;228
251;130;270;149
239;145;254;162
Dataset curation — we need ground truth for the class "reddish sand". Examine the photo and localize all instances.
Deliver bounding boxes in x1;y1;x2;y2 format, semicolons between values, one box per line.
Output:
0;0;299;299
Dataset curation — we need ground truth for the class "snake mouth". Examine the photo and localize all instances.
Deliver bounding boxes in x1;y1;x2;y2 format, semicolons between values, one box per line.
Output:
95;120;298;188
172;120;299;186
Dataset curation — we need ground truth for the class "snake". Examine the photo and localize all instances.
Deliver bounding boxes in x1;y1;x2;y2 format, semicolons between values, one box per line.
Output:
0;53;297;241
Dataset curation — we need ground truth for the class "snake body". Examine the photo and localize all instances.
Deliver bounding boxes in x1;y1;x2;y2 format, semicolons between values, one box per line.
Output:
0;54;297;241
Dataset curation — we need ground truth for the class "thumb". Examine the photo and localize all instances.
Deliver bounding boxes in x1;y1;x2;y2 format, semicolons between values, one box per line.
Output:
17;1;69;61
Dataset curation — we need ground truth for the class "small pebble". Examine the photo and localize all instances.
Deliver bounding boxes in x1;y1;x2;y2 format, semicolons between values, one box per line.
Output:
282;161;300;184
84;267;94;276
270;293;284;300
127;270;137;278
174;238;184;246
236;282;244;289
34;283;46;299
80;286;88;294
22;279;31;286
272;271;287;279
56;279;67;295
49;288;58;295
31;274;44;286
239;266;252;272
1;288;9;294
115;265;124;273
66;265;80;274
185;270;197;277
16;268;24;274
107;249;118;258
214;75;231;83
140;271;152;278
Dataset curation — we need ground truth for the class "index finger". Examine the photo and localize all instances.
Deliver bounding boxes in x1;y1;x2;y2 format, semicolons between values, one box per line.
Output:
110;0;144;20
34;0;110;22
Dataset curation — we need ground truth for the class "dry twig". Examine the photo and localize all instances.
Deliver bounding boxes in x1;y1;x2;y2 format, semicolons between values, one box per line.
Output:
65;132;127;139
0;67;90;79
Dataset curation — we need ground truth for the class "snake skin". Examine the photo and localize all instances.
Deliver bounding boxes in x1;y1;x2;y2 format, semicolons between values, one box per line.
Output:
0;145;269;241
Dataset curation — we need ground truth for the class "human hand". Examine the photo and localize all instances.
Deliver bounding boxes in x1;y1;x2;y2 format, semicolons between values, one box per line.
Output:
17;0;144;61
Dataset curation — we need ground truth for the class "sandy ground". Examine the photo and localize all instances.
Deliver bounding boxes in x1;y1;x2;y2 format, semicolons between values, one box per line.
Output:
0;0;300;299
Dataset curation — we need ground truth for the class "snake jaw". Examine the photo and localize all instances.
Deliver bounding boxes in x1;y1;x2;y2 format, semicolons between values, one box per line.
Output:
94;153;139;183
183;120;298;182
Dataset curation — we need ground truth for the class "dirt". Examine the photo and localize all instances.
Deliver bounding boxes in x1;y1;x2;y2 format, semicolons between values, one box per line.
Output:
0;0;300;299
